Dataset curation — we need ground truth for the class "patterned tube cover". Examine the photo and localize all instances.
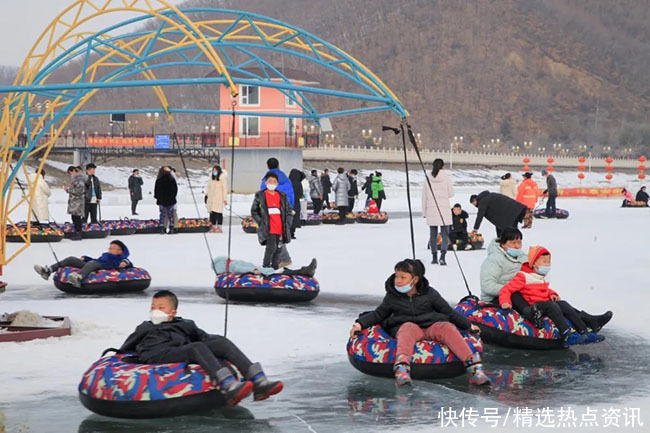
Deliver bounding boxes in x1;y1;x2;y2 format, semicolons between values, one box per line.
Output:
533;208;570;219
54;266;151;285
356;212;389;221
214;273;319;292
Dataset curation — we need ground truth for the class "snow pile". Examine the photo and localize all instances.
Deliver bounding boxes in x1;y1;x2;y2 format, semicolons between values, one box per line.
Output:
1;311;63;328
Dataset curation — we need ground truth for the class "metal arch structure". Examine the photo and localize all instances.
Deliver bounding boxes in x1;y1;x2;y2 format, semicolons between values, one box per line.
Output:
0;1;408;267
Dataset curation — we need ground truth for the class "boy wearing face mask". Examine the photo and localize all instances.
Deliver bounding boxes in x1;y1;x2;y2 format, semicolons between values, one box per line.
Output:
499;246;595;346
349;259;489;387
251;172;293;269
120;290;283;406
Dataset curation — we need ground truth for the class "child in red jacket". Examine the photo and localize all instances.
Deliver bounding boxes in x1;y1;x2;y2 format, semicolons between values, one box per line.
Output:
499;245;594;346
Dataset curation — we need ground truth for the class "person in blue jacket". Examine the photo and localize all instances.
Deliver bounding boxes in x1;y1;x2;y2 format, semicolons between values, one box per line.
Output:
259;157;295;207
33;240;132;288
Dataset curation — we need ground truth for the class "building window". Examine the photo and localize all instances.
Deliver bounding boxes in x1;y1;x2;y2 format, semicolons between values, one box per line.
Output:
286;118;297;137
285;94;297;107
241;116;260;137
240;85;259;106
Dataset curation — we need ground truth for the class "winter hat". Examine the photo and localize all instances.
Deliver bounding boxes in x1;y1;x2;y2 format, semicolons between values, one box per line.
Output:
541;169;549;176
110;240;127;253
527;245;550;267
523;172;532;178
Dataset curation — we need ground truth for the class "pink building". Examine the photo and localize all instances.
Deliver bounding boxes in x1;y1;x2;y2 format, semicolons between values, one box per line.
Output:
215;68;318;147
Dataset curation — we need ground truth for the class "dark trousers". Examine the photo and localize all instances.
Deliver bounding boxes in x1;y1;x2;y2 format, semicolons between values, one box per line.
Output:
131;199;140;215
263;234;282;269
312;198;323;214
149;336;253;381
209;212;223;225
51;257;103;279
337;205;348;224
348;197;355;212
546;195;557;217
85;203;98;224
430;225;450;254
449;230;468;247
513;297;587;334
375;197;383;211
323;193;330;209
291;201;301;234
71;215;84;232
159;205;175;228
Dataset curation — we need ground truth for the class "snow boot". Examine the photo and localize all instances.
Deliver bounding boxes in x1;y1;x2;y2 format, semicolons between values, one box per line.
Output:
393;354;412;386
582;329;605;344
246;362;284;401
68;273;83;288
34;265;52;280
215;225;223;233
580;310;612;333
439;251;447;266
216;367;253;406
465;352;491;386
431;251;438;265
562;329;589;347
159;226;167;235
284;258;317;278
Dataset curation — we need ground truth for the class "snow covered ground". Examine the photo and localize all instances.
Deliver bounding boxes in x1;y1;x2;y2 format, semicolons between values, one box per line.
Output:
1;166;649;432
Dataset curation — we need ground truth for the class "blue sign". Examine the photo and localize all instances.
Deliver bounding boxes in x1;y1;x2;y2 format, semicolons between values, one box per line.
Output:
155;134;170;149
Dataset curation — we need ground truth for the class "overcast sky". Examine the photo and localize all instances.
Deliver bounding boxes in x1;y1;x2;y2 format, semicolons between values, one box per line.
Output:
0;0;185;67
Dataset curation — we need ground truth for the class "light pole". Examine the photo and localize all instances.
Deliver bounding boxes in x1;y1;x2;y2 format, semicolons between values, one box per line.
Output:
490;138;500;150
523;140;532;152
552;142;562;154
512;145;520;153
450;135;463;169
146;112;159;136
361;128;372;147
324;133;335;146
372;136;382;146
415;132;422;147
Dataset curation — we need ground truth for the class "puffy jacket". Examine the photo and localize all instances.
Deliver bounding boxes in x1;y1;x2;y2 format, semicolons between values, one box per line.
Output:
154;174;178;206
499;263;559;306
206;172;228;213
119;317;210;362
251;189;293;245
67;172;87;217
370;176;385;200
636;189;649;203
516;178;539;209
479;239;526;301
309;175;323;199
545;174;558;197
29;173;50;222
356;274;471;337
288;169;306;205
260;168;295;207
128;175;144;201
82;243;132;269
499;178;517;199
331;173;351;206
473;191;527;231
422;170;455;226
451;210;469;233
320;173;332;195
84;174;102;203
347;174;359;197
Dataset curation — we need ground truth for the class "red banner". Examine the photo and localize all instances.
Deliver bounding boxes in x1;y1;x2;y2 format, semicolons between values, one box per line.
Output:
87;136;155;147
537;187;624;198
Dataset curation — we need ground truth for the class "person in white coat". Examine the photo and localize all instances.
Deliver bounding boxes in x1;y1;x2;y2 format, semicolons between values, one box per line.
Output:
331;167;351;225
29;169;51;224
205;165;228;233
422;159;455;265
499;173;517;199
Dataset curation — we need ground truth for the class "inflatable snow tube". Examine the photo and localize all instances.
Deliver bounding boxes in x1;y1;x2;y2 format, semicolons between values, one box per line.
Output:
176;218;211;233
53;266;151;294
214;273;319;303
356;212;389;224
454;296;598;350
103;220;136;236
6;223;64;243
436;232;484;250
533;208;569;219
347;325;483;379
622;200;648;208
241;216;258;234
132;219;161;234
322;212;356;224
78;352;242;419
61;223;111;239
302;214;322;226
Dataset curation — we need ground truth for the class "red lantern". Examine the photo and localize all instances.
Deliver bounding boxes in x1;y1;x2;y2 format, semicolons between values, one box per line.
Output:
546;166;554;172
523;165;530;172
605;173;613;180
605;157;613;164
638;165;646;171
578;173;585;180
547;157;555;164
639;173;647;180
578;165;585;171
523;157;531;164
639;156;647;163
578;157;586;163
605;165;613;172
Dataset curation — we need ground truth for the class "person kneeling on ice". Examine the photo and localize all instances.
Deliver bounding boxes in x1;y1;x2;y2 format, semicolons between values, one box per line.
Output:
34;240;132;288
212;256;317;277
119;290;283;406
349;259;490;387
498;246;604;346
450;203;472;250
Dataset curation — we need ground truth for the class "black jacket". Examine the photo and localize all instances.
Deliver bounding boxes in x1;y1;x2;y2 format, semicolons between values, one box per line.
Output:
154;174;178;206
289;169;306;206
128;175;144;201
84;174;102;203
119;317;209;362
347;174;359;197
473;190;527;231
362;175;372;196
544;174;558;197
320;173;332;194
251;189;293;245
451;210;469;233
636;189;649;203
356;275;471;337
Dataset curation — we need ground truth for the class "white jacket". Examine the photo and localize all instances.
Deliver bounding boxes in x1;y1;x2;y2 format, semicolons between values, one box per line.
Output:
206;172;228;214
422;170;454;226
499;178;517;199
29;173;50;222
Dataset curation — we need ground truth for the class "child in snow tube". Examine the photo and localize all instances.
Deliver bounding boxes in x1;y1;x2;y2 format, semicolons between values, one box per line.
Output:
119;291;283;407
498;245;605;347
349;259;490;386
34;240;133;288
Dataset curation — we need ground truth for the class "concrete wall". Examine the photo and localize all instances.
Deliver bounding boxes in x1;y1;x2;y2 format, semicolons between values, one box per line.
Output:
218;147;303;193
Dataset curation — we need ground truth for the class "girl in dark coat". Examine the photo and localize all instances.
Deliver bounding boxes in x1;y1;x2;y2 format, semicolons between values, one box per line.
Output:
288;169;306;237
154;166;178;234
349;259;490;387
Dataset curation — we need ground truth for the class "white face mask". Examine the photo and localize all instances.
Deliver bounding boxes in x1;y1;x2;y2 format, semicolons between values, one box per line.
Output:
150;309;169;325
266;184;277;191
